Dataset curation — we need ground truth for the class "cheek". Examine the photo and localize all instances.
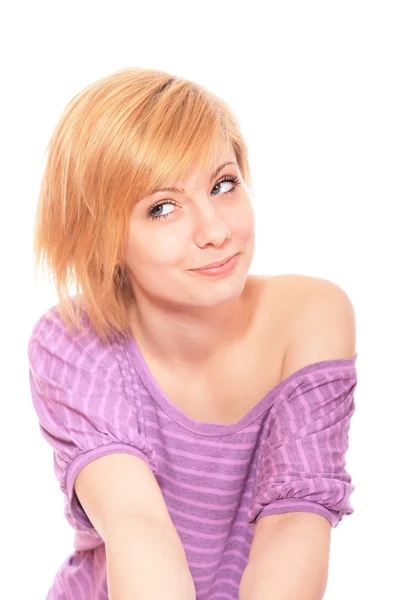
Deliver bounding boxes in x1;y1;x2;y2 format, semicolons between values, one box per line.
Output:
232;205;255;239
130;231;186;267
150;233;188;264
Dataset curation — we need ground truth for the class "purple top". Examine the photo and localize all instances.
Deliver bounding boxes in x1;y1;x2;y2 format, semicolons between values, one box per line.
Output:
28;303;358;600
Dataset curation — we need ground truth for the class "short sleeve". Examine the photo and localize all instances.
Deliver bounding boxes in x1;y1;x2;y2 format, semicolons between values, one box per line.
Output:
248;358;357;529
27;307;158;537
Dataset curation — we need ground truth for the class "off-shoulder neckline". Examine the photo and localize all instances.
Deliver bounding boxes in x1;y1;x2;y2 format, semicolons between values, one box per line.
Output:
122;331;358;437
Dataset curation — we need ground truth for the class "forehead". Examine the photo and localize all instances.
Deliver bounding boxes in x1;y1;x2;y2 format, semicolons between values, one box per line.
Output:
146;140;237;196
188;152;236;178
152;163;236;197
179;145;237;180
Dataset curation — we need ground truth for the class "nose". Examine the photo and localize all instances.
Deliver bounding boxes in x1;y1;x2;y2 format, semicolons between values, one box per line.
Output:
192;200;232;246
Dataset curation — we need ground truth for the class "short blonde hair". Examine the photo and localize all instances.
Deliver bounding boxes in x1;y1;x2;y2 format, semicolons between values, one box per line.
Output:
33;66;253;344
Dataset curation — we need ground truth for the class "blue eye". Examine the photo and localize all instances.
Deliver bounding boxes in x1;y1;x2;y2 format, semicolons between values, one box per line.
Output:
147;175;241;221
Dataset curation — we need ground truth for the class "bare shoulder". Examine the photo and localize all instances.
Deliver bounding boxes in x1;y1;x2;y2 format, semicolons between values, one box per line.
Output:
271;274;357;379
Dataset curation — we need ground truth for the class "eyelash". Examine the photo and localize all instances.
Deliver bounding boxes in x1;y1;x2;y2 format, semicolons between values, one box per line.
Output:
147;175;241;221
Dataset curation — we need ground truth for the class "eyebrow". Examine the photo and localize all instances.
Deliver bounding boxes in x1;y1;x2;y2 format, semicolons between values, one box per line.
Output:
149;161;238;195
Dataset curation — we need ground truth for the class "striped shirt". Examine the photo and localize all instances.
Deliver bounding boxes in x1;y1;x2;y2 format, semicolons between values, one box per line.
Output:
28;303;358;600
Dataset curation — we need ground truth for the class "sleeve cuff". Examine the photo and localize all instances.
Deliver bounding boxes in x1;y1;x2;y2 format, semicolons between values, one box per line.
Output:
252;499;339;529
64;442;155;530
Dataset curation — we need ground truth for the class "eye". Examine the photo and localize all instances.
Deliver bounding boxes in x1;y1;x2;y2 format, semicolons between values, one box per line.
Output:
210;176;240;197
147;175;241;221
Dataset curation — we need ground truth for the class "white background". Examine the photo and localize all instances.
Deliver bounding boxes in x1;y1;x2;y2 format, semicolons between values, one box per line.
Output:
1;1;399;598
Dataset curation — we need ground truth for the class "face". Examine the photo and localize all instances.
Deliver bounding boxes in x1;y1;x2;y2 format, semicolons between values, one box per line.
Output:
122;147;255;310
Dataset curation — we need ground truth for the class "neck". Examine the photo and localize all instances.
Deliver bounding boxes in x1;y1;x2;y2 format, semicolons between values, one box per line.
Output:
127;287;252;368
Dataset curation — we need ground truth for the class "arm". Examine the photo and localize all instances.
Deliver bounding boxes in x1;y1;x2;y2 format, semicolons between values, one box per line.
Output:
240;278;357;599
239;279;356;600
106;513;196;600
239;513;331;600
74;453;196;599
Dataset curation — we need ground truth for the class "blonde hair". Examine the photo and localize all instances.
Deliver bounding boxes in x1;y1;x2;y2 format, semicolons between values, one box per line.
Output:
33;66;253;344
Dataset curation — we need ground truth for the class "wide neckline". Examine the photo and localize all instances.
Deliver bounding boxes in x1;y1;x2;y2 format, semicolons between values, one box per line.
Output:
122;332;358;437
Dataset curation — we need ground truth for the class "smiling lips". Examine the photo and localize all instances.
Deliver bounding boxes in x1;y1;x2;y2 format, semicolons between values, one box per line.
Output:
191;253;238;270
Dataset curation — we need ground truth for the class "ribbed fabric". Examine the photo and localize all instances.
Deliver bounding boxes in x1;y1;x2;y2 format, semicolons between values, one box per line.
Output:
28;304;358;600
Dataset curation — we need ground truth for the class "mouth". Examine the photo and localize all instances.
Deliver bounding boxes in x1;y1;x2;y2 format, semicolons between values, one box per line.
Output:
190;253;239;271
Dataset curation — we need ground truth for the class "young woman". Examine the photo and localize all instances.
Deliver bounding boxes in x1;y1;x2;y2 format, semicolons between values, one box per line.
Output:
28;66;358;600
